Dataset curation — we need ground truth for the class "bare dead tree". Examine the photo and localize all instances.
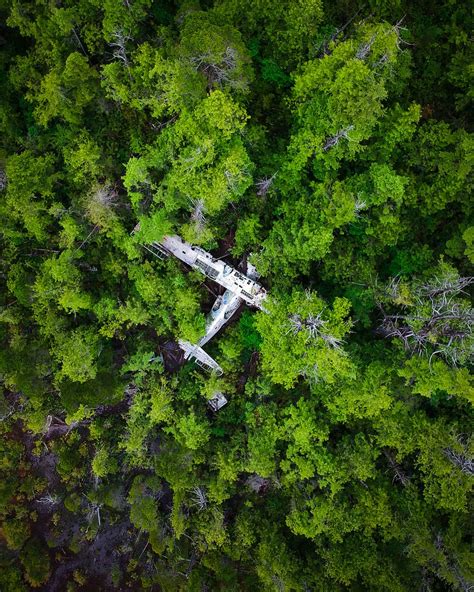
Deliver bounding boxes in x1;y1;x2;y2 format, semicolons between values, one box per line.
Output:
432;533;474;592
81;184;120;239
434;532;444;551
182;147;203;172
369;18;411;71
306;313;326;339
288;313;304;335
246;474;269;493
391;17;410;50
42;413;90;440
110;30;131;67
320;333;344;350
354;197;368;217
443;436;474;476
92;184;119;208
190;198;206;225
444;448;474;476
190;46;246;90
224;169;238;192
0;404;16;422
384;275;402;300
225;165;251;194
0;168;7;191
72;224;100;256
71;27;88;57
190;486;208;511
373;53;390;70
37;492;60;507
315;5;366;57
356;32;378;60
287;311;343;349
323;125;354;151
285;293;348;386
384;449;410;486
85;500;103;528
377;274;474;366
419;568;434;592
255;173;277;197
42;414;56;435
271;575;286;592
315;29;339;58
190;198;206;236
422;276;474;298
301;362;320;385
149;114;178;132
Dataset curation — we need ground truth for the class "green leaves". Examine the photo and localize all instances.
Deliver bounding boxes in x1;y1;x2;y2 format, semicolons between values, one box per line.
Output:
172;410;211;451
400;358;474;405
32;52;100;127
91;447;118;478
153;90;252;215
322;361;393;422
102;42;206;118
280;398;329;483
125;89;253;244
256;23;411;280
53;327;100;383
255;289;353;388
19;538;50;587
0;1;472;590
257;183;355;277
406;120;474;214
291;22;401;159
215;0;323;67
179;11;253;94
246;404;280;476
3;151;56;241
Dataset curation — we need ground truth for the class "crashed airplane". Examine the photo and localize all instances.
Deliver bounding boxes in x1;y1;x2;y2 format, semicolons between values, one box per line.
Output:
136;230;267;377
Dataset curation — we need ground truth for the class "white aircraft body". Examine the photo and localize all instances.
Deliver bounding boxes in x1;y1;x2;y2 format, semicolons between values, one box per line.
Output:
158;235;267;310
178;339;224;376
135;228;267;382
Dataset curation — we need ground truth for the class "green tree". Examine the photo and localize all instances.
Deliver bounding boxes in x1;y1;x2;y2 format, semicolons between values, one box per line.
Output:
31;52;100;127
19;538;51;588
255;289;354;387
3;151;56;241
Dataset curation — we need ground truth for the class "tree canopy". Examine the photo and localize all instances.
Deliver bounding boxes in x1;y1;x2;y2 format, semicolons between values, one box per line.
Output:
0;0;472;590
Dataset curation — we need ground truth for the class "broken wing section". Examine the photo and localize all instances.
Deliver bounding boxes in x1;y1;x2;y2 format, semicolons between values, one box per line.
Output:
178;339;223;376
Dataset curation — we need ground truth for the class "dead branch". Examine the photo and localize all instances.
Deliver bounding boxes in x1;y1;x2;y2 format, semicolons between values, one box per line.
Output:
256;173;277;197
323;126;354;151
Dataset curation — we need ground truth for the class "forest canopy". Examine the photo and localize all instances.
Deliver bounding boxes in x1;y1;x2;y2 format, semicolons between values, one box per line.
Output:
0;0;473;590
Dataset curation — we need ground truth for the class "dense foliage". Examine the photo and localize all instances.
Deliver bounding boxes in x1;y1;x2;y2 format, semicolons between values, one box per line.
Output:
0;0;473;590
